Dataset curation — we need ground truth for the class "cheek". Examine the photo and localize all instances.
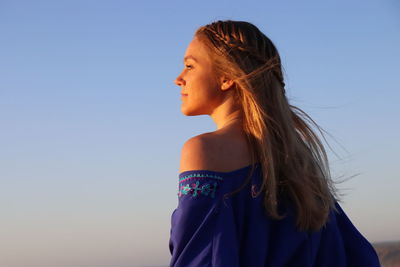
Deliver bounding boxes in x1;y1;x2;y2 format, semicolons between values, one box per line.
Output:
188;70;220;97
204;76;220;95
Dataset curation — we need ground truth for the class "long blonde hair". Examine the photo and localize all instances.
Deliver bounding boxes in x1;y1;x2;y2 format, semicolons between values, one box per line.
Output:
195;20;341;231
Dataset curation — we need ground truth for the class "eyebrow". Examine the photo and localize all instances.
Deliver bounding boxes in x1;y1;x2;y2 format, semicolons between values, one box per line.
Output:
184;55;198;62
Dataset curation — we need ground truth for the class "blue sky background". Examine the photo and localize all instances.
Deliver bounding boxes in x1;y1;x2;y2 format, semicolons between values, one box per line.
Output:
0;0;399;266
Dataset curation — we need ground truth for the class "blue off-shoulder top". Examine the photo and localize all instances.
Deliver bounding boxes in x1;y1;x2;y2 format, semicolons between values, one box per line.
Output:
168;163;380;267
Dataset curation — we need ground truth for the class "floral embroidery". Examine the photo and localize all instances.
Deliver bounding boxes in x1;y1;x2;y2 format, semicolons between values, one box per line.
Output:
251;184;259;197
178;174;223;198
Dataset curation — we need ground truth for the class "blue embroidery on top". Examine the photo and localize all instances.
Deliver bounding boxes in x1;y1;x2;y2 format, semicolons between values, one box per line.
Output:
177;174;223;198
178;181;219;198
179;173;223;183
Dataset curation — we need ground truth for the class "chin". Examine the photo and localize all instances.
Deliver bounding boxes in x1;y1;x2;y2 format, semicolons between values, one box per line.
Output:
181;110;196;116
181;107;206;116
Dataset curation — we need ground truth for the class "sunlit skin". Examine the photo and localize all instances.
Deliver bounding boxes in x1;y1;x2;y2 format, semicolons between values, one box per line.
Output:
174;37;243;131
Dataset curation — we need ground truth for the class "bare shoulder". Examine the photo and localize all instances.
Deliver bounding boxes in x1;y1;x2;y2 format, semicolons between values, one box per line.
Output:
179;130;251;173
179;133;214;173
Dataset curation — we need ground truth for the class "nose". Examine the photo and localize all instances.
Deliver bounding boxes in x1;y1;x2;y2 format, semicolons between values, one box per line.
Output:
174;73;185;86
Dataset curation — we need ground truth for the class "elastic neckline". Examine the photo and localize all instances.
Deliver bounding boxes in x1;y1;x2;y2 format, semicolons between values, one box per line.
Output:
179;162;261;177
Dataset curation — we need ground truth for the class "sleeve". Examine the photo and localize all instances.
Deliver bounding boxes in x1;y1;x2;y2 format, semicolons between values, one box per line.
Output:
311;202;381;267
333;202;381;267
168;171;224;267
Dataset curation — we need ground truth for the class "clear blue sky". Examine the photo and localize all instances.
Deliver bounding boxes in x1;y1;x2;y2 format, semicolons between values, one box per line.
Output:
0;0;399;266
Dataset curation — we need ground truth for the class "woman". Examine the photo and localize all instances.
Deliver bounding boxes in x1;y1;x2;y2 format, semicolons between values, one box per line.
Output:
169;20;380;267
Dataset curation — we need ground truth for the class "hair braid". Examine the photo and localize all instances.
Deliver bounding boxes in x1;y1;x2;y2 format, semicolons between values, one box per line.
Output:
201;25;286;92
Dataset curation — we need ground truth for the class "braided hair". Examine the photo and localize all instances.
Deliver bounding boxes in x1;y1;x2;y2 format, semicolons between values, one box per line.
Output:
197;21;286;91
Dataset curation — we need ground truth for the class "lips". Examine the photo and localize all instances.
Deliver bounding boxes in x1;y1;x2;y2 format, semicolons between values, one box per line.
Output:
181;93;188;96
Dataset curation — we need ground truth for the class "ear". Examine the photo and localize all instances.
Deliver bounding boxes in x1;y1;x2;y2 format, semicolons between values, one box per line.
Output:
220;77;235;91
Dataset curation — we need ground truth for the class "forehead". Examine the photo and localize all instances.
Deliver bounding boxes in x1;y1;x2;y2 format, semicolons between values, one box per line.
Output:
184;37;211;63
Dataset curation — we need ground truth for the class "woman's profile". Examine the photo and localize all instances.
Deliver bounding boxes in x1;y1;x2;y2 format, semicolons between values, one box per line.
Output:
169;20;380;266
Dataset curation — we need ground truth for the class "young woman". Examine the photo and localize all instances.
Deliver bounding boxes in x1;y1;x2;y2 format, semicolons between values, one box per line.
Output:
169;20;380;267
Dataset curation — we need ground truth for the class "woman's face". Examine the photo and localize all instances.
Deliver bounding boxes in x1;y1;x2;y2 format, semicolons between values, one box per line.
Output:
175;37;223;116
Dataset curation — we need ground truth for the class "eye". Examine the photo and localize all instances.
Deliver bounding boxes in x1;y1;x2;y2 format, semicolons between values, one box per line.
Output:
185;64;194;70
